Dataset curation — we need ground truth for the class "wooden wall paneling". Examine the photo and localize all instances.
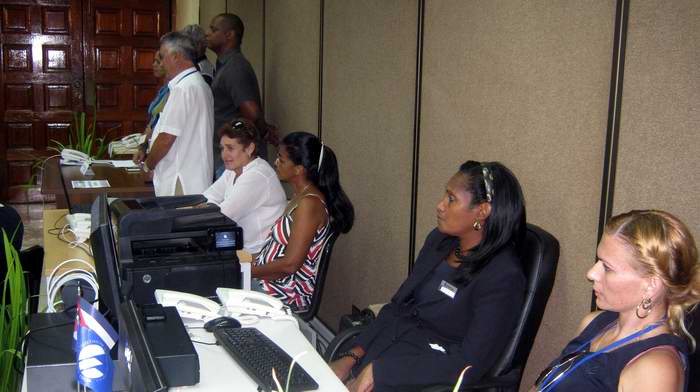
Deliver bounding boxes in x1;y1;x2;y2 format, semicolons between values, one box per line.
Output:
0;0;82;201
264;0;320;136
83;0;170;140
319;0;418;328
417;1;615;388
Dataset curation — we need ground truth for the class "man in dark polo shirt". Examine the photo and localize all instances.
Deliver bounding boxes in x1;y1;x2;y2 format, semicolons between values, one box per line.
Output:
206;13;277;178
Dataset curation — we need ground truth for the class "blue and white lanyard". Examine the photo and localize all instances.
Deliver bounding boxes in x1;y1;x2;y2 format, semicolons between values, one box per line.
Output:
539;320;665;392
173;69;198;86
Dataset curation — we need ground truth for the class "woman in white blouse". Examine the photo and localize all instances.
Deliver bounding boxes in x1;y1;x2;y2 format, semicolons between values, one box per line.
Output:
203;119;286;254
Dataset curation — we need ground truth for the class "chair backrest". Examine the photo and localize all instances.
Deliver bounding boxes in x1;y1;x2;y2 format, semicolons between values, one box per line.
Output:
296;231;338;322
487;223;560;381
687;306;700;391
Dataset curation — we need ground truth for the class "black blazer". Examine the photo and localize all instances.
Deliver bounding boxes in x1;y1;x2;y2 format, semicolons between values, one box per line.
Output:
354;228;526;390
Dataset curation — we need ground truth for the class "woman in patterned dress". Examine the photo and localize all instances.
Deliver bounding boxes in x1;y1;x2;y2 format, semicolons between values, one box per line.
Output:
252;132;354;311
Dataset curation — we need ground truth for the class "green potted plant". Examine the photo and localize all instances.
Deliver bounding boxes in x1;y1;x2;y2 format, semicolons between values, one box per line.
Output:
49;111;110;159
0;229;29;392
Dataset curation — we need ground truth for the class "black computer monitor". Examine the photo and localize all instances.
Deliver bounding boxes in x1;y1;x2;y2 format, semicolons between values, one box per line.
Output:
120;300;167;392
90;193;123;327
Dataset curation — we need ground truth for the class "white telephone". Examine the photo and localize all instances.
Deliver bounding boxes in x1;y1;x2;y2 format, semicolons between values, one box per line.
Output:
216;288;292;319
154;289;223;322
61;148;91;165
66;213;91;243
120;133;146;148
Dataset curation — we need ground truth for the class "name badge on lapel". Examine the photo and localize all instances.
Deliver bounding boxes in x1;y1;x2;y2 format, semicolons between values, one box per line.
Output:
439;280;458;299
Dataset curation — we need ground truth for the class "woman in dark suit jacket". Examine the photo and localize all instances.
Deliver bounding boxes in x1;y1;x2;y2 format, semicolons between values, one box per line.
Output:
330;160;528;391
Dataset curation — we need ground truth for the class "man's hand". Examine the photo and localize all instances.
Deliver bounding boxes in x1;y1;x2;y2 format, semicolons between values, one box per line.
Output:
132;147;146;164
144;133;176;172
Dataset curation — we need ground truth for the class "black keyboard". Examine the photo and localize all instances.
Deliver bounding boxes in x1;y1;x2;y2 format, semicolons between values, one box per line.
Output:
214;327;319;392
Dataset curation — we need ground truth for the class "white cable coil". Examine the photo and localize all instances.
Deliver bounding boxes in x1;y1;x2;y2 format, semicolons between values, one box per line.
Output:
45;258;100;313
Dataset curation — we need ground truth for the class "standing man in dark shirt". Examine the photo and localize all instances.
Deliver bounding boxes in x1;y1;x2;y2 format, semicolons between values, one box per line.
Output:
206;13;277;178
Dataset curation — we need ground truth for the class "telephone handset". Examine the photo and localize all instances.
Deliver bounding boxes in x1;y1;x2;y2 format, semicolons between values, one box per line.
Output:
61;149;91;165
216;288;291;319
154;289;223;322
121;133;146;148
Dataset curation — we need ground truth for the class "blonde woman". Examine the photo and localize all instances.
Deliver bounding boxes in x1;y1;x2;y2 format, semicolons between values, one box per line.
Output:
531;210;700;392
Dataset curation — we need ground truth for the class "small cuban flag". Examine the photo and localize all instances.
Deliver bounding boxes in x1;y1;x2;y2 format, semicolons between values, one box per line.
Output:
74;297;118;392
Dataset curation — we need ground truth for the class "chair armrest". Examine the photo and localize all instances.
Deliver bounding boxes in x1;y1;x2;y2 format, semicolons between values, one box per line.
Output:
19;245;44;278
324;325;368;363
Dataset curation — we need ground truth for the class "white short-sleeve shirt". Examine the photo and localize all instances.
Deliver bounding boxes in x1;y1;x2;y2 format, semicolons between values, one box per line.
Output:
151;67;214;196
203;158;286;253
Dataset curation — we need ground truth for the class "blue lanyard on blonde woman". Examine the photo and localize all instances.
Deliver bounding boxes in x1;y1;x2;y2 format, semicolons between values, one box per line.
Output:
538;319;666;392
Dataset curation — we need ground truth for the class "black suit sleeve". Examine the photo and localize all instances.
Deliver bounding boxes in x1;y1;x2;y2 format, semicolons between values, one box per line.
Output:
354;229;447;351
372;254;526;388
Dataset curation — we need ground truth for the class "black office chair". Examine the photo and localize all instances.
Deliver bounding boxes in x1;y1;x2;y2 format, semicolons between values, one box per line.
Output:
687;306;700;392
20;245;44;314
325;223;560;392
296;231;338;322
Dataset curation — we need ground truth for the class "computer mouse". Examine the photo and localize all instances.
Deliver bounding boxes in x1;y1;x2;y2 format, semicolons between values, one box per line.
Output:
203;316;241;332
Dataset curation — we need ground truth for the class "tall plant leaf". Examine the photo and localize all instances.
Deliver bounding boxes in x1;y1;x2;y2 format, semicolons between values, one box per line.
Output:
1;229;28;392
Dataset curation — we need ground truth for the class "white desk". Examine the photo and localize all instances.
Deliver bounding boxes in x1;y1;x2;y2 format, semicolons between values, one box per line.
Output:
178;318;347;391
25;209;346;391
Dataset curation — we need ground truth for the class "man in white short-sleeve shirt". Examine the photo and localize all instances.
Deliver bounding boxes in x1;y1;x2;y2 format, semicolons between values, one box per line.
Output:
145;32;214;196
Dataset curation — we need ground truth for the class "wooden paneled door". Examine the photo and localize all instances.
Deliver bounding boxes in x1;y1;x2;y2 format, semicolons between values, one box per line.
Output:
0;0;171;201
83;0;171;139
1;0;83;201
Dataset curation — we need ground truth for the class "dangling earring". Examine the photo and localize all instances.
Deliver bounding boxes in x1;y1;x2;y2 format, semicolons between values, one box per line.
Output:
473;220;482;231
636;297;653;319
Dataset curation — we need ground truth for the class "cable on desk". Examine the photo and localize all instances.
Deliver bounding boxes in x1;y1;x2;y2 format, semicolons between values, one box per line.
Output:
47;212;93;257
45;258;99;313
57;224;93;257
14;305;77;375
191;340;219;346
35;154;61;212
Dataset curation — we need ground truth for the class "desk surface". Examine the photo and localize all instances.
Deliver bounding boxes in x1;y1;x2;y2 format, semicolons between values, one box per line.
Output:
180;318;347;391
40;209;251;309
36;209;342;391
41;157;155;209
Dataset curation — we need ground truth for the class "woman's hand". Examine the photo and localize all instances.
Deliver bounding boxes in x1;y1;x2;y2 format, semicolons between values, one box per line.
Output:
348;363;374;392
329;356;355;383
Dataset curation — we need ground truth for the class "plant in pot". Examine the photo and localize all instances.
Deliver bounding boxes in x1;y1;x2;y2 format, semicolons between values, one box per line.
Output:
49;111;111;159
0;229;29;392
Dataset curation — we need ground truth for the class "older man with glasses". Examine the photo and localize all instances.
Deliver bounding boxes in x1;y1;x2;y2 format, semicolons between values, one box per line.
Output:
144;31;214;196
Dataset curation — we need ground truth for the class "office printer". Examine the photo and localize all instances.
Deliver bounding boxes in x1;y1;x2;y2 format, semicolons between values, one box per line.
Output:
110;195;243;304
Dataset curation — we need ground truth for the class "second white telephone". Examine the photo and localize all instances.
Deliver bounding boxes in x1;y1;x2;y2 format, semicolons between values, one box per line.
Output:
154;288;294;324
154;289;223;322
216;288;292;319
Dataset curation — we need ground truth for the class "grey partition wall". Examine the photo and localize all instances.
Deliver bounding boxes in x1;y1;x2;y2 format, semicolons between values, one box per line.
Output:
613;0;700;240
219;1;700;389
318;0;419;326
226;0;264;89
264;0;321;136
416;1;615;386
